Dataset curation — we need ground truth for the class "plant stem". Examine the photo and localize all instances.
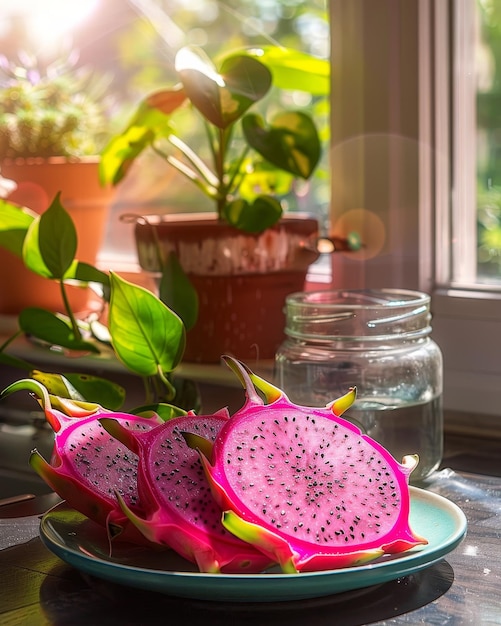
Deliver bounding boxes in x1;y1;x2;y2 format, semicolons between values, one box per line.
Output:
156;367;176;402
151;144;218;198
227;144;251;195
143;376;153;405
215;126;231;219
60;280;82;340
0;330;22;353
167;134;219;188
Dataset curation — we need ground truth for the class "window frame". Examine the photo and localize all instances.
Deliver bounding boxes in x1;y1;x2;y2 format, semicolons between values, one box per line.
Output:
430;0;501;425
327;0;501;432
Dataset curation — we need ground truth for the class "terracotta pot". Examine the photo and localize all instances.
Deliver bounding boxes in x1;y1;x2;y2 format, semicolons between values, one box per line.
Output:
0;157;114;314
134;212;319;363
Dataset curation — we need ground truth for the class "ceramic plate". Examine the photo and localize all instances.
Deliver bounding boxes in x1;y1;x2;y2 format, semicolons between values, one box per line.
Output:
39;486;467;603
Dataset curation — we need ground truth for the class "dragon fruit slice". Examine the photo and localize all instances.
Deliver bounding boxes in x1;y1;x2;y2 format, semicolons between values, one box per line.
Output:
189;356;428;574
100;409;275;574
0;379;172;544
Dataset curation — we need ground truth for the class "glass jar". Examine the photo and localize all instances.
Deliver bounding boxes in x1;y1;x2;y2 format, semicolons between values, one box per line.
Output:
275;289;443;483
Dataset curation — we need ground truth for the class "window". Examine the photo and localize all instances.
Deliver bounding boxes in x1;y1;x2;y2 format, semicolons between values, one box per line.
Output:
427;0;501;428
328;0;501;434
2;1;499;432
461;0;501;286
0;0;329;267
94;1;331;268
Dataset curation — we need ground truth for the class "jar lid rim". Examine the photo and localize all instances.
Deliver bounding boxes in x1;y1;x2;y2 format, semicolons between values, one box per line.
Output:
286;288;430;310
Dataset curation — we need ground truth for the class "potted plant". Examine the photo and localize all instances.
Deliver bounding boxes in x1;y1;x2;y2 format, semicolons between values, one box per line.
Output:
0;193;198;415
100;45;330;363
0;54;115;314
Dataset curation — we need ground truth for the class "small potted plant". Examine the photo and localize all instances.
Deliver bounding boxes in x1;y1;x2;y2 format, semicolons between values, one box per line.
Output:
100;45;330;363
0;53;115;314
0;193;198;414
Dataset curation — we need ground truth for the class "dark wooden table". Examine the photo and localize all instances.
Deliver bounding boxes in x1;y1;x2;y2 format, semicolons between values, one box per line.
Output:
0;436;500;625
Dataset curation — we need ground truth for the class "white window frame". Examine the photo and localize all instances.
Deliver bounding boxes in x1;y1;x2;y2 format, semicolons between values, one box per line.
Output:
328;0;501;435
430;0;501;429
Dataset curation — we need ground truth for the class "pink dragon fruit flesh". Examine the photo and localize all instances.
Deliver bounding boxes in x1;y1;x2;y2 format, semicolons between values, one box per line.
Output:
99;409;275;574
0;379;172;545
188;356;428;574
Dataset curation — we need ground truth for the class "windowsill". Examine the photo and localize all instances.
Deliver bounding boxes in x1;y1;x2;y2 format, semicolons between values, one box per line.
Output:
0;323;260;386
431;289;501;418
443;409;501;441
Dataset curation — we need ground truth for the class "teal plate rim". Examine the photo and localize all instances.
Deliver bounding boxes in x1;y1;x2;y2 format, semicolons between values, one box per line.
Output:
39;486;467;603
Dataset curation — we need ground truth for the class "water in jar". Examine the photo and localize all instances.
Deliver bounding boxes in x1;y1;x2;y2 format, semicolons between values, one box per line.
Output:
344;395;443;483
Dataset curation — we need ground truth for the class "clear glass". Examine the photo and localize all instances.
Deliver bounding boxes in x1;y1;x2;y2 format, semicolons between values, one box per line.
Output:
275;289;443;483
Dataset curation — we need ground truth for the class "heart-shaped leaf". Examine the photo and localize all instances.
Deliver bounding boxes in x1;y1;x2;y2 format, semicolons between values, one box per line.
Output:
23;193;77;279
175;46;272;129
18;308;100;353
238;159;294;199
108;272;186;378
100;93;185;186
132;403;187;420
238;46;330;96
64;372;125;411
222;195;283;233
39;193;77;276
73;262;110;287
31;370;126;410
0;200;36;256
146;88;188;115
242;111;321;179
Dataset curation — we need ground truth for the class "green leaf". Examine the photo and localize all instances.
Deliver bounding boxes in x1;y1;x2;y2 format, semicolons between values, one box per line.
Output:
222;196;283;233
242;111;321;179
18;308;100;353
99;95;184;186
73;262;110;287
0;200;35;256
159;252;199;331
22;226;55;277
100;125;154;186
238;159;294;199
175;46;272;129
108;272;186;378
31;370;125;410
132;403;187;420
145;88;188;115
23;193;78;278
39;193;77;277
239;46;330;96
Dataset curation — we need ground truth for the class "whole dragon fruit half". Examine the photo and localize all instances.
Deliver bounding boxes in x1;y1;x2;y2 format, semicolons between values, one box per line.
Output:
100;409;274;574
0;379;174;545
188;356;428;574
